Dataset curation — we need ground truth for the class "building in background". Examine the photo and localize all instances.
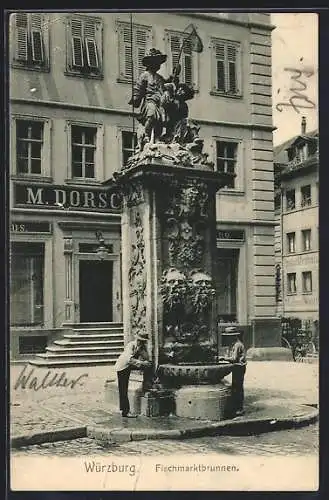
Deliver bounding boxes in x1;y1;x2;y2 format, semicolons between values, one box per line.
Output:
274;117;319;330
9;11;280;363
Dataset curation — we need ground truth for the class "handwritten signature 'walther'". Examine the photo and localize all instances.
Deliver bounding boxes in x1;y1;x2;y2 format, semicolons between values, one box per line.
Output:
13;364;88;391
276;67;316;113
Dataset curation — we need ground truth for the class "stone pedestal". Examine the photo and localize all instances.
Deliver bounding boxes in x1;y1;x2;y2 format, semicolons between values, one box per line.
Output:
175;382;231;421
140;390;175;417
246;347;293;361
247;317;293;361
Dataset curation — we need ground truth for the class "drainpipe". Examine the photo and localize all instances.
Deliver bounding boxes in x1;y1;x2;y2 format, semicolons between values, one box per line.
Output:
280;184;285;317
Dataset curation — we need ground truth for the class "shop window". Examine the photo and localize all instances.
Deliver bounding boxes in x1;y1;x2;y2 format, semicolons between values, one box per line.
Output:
287;232;296;254
122;130;137;167
16;119;43;175
302;229;311;252
10;242;44;326
287;272;297;295
301;184;312;207
216;248;238;322
215;141;238;189
71;125;97;179
11;12;49;71
66;16;103;78
210;38;241;97
116;21;152;82
286;189;295;211
302;271;312;294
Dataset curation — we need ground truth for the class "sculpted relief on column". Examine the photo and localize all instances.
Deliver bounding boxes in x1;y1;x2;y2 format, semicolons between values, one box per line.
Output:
128;210;147;339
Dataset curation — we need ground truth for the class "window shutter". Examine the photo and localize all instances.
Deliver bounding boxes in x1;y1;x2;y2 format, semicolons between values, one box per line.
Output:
86;39;98;69
30;14;44;63
170;34;181;75
71;19;84;68
15;12;28;62
84;21;99;70
183;40;192;86
121;25;132;79
136;46;145;79
215;42;225;92
227;44;237;93
135;29;147;79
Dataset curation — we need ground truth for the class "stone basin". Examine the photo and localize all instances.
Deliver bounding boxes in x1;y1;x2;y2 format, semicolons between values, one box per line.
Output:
158;362;234;387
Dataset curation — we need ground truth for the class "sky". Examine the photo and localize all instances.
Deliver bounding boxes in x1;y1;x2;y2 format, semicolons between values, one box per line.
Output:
271;13;318;146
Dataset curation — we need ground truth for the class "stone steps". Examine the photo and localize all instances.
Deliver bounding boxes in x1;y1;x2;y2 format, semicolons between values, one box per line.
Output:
62;333;123;341
62;322;123;329
54;338;124;347
29;323;124;367
47;345;123;353
28;357;120;368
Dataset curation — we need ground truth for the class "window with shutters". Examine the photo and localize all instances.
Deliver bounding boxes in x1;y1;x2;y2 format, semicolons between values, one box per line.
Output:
210;38;241;97
66;16;103;78
116;21;152;83
11;12;49;70
165;30;199;90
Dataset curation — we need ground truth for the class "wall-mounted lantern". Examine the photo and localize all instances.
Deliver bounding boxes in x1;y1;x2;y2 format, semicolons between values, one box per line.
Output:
95;231;109;260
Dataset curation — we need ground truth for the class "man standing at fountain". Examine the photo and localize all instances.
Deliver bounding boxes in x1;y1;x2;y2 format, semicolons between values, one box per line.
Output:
222;326;247;417
114;332;152;418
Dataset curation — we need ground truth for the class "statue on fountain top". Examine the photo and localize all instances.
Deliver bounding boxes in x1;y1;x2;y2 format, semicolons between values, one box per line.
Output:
128;48;172;147
126;47;214;170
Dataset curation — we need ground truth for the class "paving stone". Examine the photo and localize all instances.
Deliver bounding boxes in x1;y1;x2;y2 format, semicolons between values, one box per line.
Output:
10;361;319;456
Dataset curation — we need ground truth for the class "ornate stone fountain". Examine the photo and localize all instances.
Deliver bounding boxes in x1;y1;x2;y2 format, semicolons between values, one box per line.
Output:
104;48;235;420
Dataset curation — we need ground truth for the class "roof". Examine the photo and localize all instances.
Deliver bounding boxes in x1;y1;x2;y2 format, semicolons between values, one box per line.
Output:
273;130;318;165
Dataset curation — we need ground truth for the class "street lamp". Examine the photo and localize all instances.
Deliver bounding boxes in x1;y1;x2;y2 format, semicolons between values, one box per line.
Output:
95;231;109;260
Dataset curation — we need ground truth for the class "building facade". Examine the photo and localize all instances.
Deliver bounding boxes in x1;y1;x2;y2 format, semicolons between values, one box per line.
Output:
9;11;279;360
274;118;319;324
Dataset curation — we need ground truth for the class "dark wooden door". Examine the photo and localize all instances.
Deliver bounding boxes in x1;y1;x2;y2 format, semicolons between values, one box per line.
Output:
79;260;113;322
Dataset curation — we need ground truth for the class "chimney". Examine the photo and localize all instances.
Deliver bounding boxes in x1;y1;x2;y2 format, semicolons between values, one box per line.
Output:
301;116;306;134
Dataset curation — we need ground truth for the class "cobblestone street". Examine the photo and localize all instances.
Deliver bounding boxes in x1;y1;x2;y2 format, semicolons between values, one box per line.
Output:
11;422;318;457
10;362;318;434
9;361;319;458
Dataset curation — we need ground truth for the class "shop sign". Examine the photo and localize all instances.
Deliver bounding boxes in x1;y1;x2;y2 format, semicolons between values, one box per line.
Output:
217;230;245;241
11;221;51;233
285;253;318;266
13;182;122;212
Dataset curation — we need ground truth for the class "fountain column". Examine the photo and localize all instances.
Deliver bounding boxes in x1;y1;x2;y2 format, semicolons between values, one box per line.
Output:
105;149;234;419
